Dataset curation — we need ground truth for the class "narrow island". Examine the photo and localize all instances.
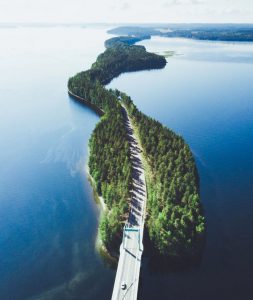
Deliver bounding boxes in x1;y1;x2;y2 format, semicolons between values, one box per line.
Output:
68;33;205;259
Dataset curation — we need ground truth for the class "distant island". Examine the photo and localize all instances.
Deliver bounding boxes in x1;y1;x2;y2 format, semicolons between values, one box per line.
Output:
68;33;204;259
108;24;253;42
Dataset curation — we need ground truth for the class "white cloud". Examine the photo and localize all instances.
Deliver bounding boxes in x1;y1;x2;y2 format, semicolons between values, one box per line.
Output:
121;2;131;10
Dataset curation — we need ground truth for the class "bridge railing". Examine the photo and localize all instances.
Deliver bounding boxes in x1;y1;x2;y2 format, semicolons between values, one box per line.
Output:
123;226;143;251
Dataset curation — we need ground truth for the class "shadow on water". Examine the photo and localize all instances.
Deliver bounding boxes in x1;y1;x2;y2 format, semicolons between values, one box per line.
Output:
142;224;206;274
68;94;102;117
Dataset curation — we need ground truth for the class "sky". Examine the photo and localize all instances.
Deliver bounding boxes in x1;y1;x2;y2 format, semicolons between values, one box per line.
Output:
0;0;252;24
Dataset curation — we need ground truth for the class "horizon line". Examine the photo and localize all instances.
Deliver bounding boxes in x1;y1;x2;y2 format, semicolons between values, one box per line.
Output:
1;22;253;26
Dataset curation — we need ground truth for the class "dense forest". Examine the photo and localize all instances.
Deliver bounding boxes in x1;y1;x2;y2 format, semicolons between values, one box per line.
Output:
69;42;166;90
68;33;204;257
104;36;150;48
68;37;166;252
120;93;205;257
88;90;132;251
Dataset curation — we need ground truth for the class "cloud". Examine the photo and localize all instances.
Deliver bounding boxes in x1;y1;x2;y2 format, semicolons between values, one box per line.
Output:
109;1;131;11
191;0;204;4
163;0;204;6
121;2;131;10
0;0;252;24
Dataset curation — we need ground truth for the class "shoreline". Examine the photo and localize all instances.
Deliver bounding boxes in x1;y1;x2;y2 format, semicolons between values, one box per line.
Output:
68;34;203;259
85;163;107;212
68;90;104;116
85;160;119;264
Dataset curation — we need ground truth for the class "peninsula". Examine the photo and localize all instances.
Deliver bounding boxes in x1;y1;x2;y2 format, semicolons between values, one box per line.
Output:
68;34;204;258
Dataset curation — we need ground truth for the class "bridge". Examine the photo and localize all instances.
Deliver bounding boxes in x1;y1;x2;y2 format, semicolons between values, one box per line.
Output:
111;106;147;300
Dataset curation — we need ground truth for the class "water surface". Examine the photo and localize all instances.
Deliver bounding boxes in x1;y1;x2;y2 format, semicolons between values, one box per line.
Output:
108;36;253;300
0;25;115;300
1;28;253;300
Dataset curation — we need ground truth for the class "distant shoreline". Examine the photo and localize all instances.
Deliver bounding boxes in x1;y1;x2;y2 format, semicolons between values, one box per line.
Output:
108;25;253;43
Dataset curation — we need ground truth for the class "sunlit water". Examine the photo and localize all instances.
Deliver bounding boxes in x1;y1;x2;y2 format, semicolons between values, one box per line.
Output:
0;25;115;300
1;27;253;300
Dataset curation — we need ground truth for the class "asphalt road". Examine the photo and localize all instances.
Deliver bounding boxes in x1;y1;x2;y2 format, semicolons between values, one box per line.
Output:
111;105;147;300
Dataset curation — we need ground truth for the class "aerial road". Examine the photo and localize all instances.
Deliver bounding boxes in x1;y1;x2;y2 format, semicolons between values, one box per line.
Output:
111;105;147;300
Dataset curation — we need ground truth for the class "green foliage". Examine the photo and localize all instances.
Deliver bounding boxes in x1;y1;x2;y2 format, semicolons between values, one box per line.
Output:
69;43;166;88
121;94;205;257
99;207;124;250
92;43;166;85
68;40;166;251
105;36;148;48
89;111;132;210
68;36;204;257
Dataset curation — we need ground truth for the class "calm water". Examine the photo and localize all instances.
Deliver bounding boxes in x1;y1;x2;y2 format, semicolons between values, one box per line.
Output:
0;26;115;300
1;27;253;300
109;37;253;299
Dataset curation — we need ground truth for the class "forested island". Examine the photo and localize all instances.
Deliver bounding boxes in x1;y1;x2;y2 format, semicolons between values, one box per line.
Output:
68;33;204;258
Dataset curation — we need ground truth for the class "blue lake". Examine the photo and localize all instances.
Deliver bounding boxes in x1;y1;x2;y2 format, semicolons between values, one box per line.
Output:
0;26;114;300
109;37;253;300
0;27;253;299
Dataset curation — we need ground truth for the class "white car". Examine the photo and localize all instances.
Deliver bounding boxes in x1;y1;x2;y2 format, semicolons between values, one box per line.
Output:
121;282;127;290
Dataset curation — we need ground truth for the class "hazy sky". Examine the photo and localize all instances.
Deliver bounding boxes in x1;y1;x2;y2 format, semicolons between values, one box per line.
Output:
0;0;252;23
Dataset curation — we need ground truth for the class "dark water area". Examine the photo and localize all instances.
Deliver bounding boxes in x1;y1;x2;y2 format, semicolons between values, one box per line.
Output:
1;26;253;300
109;37;253;299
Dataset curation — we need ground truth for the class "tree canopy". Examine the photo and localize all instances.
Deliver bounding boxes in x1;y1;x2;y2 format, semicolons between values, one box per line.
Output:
120;94;205;257
68;36;204;258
